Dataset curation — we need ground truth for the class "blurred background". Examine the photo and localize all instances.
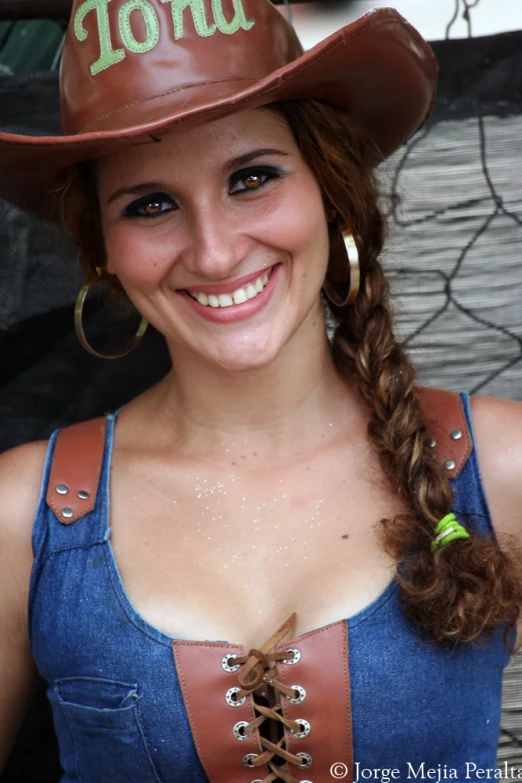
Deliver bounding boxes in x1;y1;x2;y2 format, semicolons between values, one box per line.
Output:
292;0;522;46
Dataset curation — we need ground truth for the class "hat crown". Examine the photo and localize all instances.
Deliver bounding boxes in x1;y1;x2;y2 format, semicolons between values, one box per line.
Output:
61;0;303;135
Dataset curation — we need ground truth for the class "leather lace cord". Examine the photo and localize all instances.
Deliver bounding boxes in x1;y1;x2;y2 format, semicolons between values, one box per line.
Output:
233;613;306;783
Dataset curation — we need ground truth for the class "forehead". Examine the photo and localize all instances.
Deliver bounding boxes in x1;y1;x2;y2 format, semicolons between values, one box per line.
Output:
96;106;295;182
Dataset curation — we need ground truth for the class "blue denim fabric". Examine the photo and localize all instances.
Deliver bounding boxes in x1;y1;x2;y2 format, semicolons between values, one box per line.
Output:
29;392;510;782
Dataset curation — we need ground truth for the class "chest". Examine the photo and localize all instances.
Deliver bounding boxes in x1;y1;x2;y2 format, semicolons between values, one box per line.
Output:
109;445;400;649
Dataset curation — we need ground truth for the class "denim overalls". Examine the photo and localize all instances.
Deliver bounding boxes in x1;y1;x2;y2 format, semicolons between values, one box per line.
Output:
29;393;510;782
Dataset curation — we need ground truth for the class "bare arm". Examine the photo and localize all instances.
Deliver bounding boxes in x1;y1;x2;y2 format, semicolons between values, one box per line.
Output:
0;441;47;771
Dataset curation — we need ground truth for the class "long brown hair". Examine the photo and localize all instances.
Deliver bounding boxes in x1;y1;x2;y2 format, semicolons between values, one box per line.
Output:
60;98;522;644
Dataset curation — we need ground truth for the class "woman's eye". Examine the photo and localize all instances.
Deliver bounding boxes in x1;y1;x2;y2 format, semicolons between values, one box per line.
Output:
229;166;280;195
123;193;176;219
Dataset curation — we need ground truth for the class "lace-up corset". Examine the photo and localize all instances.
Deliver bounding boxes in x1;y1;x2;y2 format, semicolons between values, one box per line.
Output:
172;612;352;782
29;391;511;783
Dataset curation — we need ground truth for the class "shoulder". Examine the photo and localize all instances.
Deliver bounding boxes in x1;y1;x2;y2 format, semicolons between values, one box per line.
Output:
0;440;48;599
0;440;48;535
0;442;48;768
469;394;522;540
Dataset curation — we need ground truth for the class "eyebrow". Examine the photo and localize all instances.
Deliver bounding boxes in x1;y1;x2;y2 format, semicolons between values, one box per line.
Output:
106;147;289;205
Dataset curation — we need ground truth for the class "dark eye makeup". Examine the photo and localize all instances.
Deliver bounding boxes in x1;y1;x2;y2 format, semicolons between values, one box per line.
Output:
121;165;284;219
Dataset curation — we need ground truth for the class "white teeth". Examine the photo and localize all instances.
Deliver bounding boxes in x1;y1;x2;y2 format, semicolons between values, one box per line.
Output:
233;288;248;305
189;269;272;308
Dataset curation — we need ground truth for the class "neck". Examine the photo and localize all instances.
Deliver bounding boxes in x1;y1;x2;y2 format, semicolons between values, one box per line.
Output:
143;320;362;467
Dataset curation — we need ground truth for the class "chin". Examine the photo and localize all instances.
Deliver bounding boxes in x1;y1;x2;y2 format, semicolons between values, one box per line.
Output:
208;335;284;374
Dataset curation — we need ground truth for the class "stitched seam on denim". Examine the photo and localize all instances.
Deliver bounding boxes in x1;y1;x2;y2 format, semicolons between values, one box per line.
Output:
75;77;258;133
60;701;84;783
135;699;164;783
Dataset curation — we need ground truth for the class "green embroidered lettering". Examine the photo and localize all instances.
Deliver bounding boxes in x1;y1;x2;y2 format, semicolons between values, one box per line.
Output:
119;0;160;54
74;0;125;75
160;0;216;41
212;0;255;35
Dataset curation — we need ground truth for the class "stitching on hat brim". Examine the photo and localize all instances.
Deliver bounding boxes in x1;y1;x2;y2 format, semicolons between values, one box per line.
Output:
75;77;258;134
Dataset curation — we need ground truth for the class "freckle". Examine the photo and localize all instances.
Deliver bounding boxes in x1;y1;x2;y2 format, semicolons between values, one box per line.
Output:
253;452;258;457
341;534;349;540
241;455;246;460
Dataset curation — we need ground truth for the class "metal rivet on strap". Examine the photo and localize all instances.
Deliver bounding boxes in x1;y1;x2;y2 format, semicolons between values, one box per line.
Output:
450;429;463;441
444;460;456;471
78;490;90;500
61;508;73;519
56;484;69;495
429;439;437;448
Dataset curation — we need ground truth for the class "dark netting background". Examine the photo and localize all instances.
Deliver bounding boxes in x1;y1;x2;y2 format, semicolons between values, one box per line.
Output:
0;5;521;782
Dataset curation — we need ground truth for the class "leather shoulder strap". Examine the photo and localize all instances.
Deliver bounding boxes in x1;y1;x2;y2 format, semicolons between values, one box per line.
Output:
46;417;106;524
416;386;472;479
46;388;471;524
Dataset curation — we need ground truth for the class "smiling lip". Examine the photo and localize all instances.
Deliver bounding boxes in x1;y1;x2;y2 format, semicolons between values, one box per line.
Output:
179;263;281;324
182;265;276;297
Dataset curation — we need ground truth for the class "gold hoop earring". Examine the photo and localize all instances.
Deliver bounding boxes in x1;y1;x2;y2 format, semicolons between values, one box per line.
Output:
323;234;360;307
74;271;148;359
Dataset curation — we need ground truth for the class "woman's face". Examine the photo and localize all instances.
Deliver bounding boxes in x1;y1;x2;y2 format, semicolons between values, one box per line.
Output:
97;106;330;372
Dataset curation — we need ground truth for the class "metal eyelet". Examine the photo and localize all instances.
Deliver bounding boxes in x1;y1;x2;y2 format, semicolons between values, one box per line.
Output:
226;687;246;707
290;718;311;738
282;647;301;665
287;684;306;704
233;721;253;741
251;780;263;783
297;752;313;768
242;753;258;768
222;653;241;672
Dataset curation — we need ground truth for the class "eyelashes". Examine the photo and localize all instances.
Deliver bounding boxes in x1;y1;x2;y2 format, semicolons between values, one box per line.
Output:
121;165;284;219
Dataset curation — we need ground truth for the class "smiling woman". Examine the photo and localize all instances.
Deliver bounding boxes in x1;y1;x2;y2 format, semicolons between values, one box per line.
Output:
1;1;522;782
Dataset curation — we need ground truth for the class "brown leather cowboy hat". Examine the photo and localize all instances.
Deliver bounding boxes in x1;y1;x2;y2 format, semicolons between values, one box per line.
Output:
0;0;437;215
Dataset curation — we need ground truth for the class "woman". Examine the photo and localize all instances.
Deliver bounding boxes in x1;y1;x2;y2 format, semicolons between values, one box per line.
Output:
0;1;521;781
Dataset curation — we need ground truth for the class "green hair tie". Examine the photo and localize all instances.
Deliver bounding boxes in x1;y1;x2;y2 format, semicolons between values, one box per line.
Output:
431;512;470;553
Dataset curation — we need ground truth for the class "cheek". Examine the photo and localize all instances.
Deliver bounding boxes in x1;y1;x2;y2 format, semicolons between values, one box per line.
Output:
264;185;328;261
104;227;175;286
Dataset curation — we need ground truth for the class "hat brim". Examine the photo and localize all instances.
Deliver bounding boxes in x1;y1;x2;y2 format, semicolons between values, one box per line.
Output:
0;8;437;215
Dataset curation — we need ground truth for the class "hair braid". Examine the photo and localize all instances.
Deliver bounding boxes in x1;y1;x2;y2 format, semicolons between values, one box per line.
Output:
278;98;522;643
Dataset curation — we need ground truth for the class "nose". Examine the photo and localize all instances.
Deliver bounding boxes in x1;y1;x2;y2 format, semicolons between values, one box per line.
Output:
181;199;247;280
